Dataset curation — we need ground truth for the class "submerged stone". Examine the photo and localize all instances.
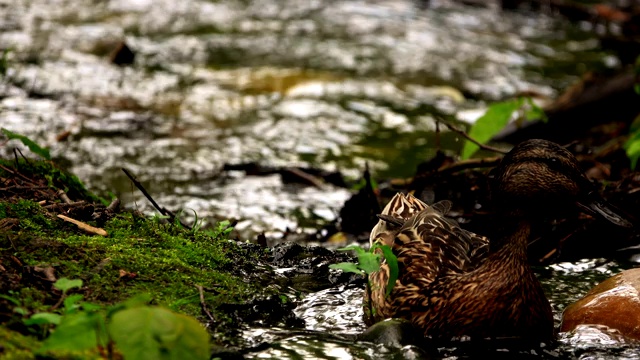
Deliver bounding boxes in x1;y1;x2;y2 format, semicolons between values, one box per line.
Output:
561;268;640;341
358;318;422;348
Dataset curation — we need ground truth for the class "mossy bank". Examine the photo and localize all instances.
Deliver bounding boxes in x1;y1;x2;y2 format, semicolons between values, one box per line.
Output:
0;158;300;359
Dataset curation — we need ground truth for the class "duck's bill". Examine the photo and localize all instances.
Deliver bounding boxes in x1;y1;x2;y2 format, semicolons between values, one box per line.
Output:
577;199;633;228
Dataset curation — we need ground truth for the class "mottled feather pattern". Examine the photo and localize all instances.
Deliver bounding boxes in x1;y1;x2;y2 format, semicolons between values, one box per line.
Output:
369;192;428;246
365;193;490;328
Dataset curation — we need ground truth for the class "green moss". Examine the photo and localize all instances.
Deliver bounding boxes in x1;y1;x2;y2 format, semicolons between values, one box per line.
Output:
1;204;268;319
0;159;105;204
0;326;40;360
1;159;283;356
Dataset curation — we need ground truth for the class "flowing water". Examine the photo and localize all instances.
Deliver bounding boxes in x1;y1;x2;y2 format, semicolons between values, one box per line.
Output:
0;0;634;358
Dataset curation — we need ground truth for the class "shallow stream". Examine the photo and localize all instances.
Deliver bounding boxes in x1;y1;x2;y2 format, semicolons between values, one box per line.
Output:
0;0;635;358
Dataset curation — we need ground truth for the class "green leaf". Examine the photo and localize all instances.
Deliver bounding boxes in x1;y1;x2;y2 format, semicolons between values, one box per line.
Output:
1;128;51;160
14;307;28;316
63;294;84;313
357;252;382;275
329;262;364;275
107;293;152;317
624;130;640;170
524;97;547;123
53;278;83;294
0;294;21;306
123;293;153;308
378;245;399;296
352;176;378;191
80;302;103;312
461;98;524;160
24;312;63;326
336;245;367;257
108;306;210;360
39;312;106;352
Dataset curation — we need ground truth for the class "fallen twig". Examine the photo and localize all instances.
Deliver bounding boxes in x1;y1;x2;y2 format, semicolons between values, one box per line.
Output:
106;198;121;213
196;285;216;322
43;201;85;209
0;185;50;191
282;168;324;189
57;214;108;236
0;164;40;186
56;190;73;204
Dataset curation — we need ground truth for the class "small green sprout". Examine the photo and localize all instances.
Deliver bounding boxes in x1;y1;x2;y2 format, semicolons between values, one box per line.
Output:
330;244;399;296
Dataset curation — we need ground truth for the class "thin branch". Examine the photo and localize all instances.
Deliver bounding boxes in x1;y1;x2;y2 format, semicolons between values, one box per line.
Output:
196;285;216;322
440;120;508;155
121;168;191;230
0;164;40;186
15;147;33;165
0;185;49;191
436;156;502;175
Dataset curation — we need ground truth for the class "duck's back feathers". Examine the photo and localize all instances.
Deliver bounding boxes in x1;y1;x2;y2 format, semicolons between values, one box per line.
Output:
369;192;429;246
366;193;489;324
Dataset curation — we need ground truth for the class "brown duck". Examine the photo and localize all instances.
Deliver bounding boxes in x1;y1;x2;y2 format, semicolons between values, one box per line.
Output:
366;139;631;342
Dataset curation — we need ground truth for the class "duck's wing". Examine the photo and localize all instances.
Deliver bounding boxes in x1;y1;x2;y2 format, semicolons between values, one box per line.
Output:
431;200;452;215
394;206;477;276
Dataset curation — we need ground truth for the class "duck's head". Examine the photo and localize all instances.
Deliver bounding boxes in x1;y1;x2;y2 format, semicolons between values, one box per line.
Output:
492;139;631;227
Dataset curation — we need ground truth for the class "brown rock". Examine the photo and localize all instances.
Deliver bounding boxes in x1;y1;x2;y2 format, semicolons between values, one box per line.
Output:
561;268;640;340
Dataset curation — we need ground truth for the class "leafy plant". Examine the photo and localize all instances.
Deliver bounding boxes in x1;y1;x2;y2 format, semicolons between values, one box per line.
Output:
205;219;234;238
23;278;84;330
1;128;51;160
18;278;210;359
330;244;399;296
625;117;640;170
461;97;546;159
626;59;640;169
189;209;204;233
109;306;210;360
54;278;83;294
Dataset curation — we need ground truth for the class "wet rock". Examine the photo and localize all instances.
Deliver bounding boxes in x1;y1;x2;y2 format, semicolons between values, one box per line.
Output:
218;293;305;329
561;268;640;340
338;167;380;237
358;318;423;348
210;345;246;360
270;243;363;292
